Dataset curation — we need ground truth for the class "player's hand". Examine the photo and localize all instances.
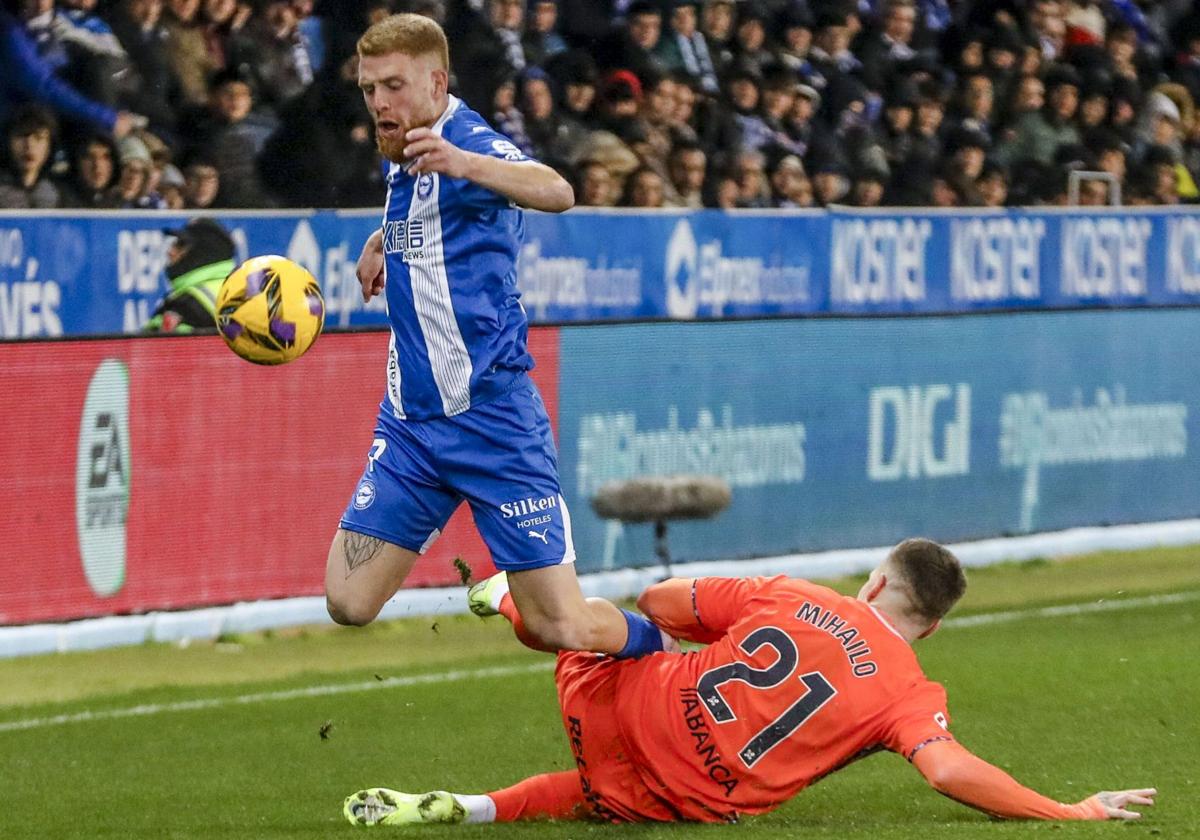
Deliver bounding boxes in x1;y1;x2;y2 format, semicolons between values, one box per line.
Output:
403;128;472;178
358;229;385;303
112;112;140;139
1086;788;1157;820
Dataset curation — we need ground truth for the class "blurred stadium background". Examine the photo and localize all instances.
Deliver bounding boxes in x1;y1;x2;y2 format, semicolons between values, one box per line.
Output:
1;0;1199;836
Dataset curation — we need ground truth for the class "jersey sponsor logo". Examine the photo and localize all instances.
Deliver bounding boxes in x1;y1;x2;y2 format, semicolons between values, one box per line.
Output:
795;602;878;677
500;494;557;519
76;358;130;598
490;139;525;160
566;716;621;821
381;218;427;262
353;479;377;510
678;688;739;796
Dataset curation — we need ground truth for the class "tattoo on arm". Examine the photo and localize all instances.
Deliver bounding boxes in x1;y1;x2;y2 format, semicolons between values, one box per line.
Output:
343;532;386;578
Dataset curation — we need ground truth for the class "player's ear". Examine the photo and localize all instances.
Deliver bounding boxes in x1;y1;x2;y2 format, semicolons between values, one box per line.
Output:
916;618;941;640
432;67;449;99
864;573;887;603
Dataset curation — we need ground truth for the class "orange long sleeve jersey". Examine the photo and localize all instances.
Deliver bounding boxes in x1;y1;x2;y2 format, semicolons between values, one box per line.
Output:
611;576;1104;823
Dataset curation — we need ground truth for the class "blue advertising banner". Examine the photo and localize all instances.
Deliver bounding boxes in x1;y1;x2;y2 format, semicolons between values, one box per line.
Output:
555;310;1198;573
2;207;1200;338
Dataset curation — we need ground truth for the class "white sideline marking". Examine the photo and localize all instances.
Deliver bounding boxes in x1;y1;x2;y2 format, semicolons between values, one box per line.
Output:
0;662;553;734
1;591;1196;735
943;590;1200;629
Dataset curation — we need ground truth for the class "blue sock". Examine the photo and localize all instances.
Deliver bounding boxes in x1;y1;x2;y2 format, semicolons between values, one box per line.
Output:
615;609;664;659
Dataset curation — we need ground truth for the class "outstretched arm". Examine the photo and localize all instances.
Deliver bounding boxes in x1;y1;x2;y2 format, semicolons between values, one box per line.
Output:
637;576;771;645
401;127;575;212
912;740;1156;821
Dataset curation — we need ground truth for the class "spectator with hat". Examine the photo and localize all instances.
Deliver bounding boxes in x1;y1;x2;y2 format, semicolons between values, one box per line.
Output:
782;81;820;157
876;74;913;162
809;150;850;205
546;48;599;130
731;2;775;78
768;152;812;206
1076;71;1110;131
1135;88;1184;163
850;164;887;206
144;217;235;333
758;66;799;149
1086;128;1127;183
808;10;860;91
112;131;166;208
774;5;814;77
596;67;644;133
723;59;773;152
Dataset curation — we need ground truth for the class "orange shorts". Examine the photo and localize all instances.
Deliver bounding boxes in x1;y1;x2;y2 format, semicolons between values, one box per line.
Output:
554;652;680;823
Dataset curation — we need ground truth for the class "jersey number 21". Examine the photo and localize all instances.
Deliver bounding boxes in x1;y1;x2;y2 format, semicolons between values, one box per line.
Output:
697;626;837;767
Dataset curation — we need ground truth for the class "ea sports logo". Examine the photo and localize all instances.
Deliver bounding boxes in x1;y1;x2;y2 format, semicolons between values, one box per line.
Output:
353;479;377;510
75;358;131;597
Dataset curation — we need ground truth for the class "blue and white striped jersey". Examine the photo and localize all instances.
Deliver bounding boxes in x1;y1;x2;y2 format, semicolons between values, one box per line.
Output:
379;94;535;420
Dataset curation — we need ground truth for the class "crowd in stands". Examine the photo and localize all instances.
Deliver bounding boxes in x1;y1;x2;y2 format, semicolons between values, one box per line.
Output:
1;0;1199;210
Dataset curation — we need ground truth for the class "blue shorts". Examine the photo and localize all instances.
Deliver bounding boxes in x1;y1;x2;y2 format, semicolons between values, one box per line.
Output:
339;377;576;572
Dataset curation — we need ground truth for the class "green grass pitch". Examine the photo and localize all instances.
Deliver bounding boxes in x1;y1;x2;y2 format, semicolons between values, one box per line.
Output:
0;545;1196;839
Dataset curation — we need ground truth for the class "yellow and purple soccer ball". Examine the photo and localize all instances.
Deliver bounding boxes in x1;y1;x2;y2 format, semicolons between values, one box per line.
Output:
216;255;325;365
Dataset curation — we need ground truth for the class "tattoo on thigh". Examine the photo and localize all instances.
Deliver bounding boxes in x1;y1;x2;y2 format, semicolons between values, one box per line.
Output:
343;532;386;578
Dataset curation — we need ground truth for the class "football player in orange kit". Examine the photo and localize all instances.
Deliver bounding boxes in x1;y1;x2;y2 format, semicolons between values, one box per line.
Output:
343;538;1156;827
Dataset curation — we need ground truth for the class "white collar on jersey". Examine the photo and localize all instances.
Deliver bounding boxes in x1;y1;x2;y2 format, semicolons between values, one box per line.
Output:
867;604;909;642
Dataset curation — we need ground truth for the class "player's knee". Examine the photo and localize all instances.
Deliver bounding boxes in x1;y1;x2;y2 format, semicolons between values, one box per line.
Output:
326;594;378;627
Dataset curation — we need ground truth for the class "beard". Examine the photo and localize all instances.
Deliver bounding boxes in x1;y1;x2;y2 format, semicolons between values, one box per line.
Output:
376;129;408;163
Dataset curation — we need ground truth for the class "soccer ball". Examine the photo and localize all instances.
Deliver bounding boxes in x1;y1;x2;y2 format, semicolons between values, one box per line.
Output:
216;255;325;365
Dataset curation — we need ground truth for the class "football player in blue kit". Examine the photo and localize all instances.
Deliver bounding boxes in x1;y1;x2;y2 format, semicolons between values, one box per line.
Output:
324;13;668;660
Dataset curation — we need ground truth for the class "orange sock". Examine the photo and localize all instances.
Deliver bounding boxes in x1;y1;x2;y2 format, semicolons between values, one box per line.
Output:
498;593;557;653
491;771;586;822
